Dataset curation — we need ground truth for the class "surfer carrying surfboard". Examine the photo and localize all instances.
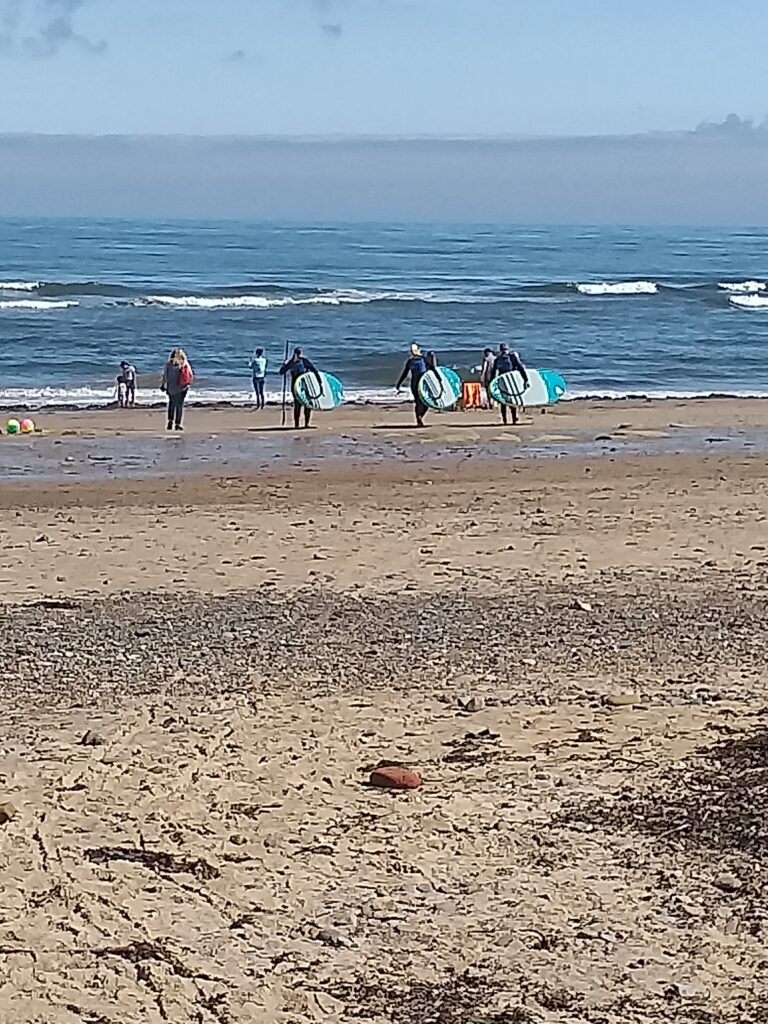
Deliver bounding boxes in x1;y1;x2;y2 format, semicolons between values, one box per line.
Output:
279;346;323;429
491;344;529;425
396;343;430;427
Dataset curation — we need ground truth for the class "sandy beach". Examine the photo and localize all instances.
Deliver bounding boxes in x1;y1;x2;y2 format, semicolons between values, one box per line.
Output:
2;399;768;1022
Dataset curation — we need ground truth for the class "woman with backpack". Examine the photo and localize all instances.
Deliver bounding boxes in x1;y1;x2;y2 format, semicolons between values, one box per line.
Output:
161;347;193;431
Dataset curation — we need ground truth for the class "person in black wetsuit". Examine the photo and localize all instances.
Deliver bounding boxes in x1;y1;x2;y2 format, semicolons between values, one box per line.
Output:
396;343;430;427
279;346;323;429
490;343;529;425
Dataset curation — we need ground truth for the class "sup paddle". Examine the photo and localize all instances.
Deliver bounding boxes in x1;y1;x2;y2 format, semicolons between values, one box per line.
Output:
280;339;289;427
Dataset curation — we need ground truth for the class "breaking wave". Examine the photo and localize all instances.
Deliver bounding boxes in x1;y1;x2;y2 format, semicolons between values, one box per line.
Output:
575;281;659;296
718;281;766;293
730;295;768;310
133;289;468;310
0;299;78;311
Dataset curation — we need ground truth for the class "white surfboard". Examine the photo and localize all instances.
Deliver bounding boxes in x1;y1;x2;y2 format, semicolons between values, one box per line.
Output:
489;369;566;407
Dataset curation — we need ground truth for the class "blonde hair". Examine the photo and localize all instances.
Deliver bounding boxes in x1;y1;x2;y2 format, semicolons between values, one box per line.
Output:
169;347;187;367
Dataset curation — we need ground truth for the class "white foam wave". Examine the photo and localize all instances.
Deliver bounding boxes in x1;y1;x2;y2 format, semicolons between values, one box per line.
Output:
564;387;768;400
729;295;768;310
0;299;78;311
576;281;658;296
3;383;768;411
0;280;41;292
0;385;414;410
718;280;766;293
136;288;476;310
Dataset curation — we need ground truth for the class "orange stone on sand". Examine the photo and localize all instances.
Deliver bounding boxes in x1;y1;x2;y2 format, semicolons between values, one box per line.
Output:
369;766;422;791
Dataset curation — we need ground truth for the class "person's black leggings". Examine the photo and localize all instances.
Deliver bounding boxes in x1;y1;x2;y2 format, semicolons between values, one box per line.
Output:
167;388;188;428
500;402;518;425
411;385;428;426
253;377;265;409
293;397;311;429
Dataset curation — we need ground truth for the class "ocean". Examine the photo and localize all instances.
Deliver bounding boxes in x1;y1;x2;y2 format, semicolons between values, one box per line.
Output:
1;218;767;409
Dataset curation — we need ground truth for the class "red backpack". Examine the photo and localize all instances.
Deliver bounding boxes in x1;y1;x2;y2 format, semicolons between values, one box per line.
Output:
180;362;194;387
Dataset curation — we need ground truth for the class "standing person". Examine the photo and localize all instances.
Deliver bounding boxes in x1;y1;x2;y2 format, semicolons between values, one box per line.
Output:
480;347;496;409
115;372;128;408
279;346;322;429
161;347;193;431
120;361;137;408
250;347;267;410
396;343;429;427
490;343;529;426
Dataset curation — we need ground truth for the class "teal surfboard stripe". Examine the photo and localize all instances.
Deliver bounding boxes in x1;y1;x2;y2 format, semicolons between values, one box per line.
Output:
540;370;567;403
294;371;345;411
489;368;567;407
418;367;463;410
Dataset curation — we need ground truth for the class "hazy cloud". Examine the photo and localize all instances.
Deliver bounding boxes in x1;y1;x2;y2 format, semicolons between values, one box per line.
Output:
3;129;768;225
693;113;768;137
0;0;105;57
320;21;342;38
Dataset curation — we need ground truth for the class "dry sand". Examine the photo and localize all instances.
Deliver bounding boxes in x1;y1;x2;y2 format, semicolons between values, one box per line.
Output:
1;401;768;1023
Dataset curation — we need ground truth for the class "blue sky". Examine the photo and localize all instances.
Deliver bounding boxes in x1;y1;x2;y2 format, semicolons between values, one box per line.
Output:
1;0;768;136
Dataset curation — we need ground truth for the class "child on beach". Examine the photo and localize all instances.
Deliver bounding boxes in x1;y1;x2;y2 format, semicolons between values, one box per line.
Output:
120;361;137;407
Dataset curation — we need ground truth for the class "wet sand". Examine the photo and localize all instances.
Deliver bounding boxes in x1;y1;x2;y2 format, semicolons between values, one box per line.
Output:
1;400;768;1022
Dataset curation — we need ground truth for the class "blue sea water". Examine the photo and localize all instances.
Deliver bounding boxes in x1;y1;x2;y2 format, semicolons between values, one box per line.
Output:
1;218;767;408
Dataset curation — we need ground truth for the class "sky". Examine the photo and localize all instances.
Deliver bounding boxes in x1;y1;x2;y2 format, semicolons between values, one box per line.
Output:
1;0;768;136
2;0;768;222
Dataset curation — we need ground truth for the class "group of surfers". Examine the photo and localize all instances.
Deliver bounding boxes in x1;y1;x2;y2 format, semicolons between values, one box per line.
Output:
114;341;530;432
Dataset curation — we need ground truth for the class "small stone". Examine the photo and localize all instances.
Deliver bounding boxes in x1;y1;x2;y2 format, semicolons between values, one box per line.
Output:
714;873;743;893
576;729;599;743
606;693;640;707
315;926;351;948
574;599;593;612
369;766;422;791
458;695;485;713
229;834;247;846
665;981;704;1000
0;802;17;824
80;730;106;746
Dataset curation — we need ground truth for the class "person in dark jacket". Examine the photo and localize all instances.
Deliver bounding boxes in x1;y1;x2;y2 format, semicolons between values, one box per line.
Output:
161;347;193;431
490;343;529;425
279;346;322;428
396;343;430;427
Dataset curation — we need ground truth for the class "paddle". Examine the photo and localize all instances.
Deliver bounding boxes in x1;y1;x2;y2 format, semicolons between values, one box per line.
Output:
280;339;289;427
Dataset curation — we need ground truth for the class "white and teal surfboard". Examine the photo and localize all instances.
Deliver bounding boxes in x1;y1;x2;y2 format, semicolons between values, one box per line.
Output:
418;367;463;410
294;371;344;411
489;368;566;408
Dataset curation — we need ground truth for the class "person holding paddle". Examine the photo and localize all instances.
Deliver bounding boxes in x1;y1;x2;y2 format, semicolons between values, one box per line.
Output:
490;343;529;425
279;346;322;429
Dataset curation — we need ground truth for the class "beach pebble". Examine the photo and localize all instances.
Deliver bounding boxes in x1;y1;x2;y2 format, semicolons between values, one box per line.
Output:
574;599;593;612
605;693;640;707
458;695;485;713
0;801;18;824
80;729;106;746
369;766;422;791
714;873;743;893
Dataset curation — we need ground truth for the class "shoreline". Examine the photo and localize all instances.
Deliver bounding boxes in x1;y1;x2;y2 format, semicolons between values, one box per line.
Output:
2;391;768;415
0;397;767;485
